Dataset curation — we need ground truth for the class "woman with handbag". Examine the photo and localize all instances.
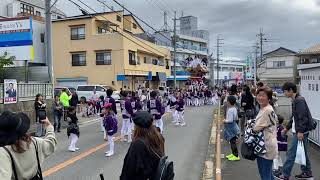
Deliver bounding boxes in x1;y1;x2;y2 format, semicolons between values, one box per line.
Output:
0;111;57;180
253;86;278;180
35;94;46;137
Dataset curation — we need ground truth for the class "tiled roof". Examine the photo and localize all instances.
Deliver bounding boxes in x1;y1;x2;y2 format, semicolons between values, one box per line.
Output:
300;44;320;55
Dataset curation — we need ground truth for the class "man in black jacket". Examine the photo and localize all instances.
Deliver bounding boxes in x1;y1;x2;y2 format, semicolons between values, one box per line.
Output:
275;82;313;180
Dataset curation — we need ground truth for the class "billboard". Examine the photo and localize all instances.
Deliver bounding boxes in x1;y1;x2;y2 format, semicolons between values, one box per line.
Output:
4;79;17;104
0;17;34;61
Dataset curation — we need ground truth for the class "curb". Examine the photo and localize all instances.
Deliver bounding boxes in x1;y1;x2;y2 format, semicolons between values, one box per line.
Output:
202;108;217;180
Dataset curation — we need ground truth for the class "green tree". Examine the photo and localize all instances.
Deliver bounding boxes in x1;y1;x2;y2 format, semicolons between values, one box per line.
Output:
0;52;15;82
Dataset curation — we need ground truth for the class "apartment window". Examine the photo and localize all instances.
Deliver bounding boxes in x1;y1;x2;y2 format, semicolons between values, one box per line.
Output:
236;68;243;72
129;51;136;65
97;27;107;34
116;15;122;22
96;51;111;65
316;84;319;91
308;84;311;91
222;67;228;71
144;57;147;64
273;61;286;68
71;52;86;66
71;26;85;40
133;23;137;29
152;59;158;65
312;84;315;91
36;11;41;16
20;3;34;15
40;33;45;43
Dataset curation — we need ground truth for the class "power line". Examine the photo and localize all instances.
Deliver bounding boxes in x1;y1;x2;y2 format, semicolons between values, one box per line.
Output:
69;0;167;57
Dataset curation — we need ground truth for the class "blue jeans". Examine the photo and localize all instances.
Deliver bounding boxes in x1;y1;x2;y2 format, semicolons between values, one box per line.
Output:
282;133;311;177
257;156;274;180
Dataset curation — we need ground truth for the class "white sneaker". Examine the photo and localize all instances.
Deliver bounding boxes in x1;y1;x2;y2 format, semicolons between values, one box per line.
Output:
105;151;109;154
105;151;114;157
180;122;186;126
75;147;80;151
68;148;76;152
175;122;180;126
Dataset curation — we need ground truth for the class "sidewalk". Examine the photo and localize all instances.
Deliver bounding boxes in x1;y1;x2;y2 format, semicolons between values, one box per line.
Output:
221;137;320;179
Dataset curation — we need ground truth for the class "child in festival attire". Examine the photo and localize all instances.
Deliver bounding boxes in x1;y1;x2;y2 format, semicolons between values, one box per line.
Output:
67;106;80;152
175;93;186;126
120;92;134;142
102;103;118;157
147;91;164;133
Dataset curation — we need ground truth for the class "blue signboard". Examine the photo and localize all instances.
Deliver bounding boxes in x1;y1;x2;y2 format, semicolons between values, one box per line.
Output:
117;74;126;81
0;17;33;47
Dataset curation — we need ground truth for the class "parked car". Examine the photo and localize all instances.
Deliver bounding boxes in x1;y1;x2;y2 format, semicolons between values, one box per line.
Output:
54;86;76;96
76;85;120;102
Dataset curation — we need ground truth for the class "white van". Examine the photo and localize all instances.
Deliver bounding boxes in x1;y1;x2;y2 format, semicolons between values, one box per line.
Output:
77;85;120;102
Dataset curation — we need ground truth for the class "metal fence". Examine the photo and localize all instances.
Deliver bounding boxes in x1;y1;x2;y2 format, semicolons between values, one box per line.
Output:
309;118;320;146
0;83;53;103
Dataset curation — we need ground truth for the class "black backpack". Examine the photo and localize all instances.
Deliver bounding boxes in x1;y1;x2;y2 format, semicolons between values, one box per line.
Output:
153;156;174;180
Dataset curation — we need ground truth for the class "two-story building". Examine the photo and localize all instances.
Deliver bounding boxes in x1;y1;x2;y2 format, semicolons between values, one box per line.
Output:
257;47;299;88
212;59;245;86
52;11;171;90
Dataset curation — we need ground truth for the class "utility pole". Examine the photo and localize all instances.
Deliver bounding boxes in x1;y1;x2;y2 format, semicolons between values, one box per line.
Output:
257;28;265;63
253;43;259;87
216;35;223;87
45;0;53;84
173;11;178;88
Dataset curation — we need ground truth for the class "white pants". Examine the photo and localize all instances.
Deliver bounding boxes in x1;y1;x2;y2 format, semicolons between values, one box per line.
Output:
273;153;283;170
176;111;185;124
69;133;78;151
172;110;178;122
121;118;132;142
187;99;192;106
155;118;164;133
194;98;199;106
107;135;114;153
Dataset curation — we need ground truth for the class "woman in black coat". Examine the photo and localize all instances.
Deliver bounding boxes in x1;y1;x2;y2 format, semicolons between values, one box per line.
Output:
120;111;165;180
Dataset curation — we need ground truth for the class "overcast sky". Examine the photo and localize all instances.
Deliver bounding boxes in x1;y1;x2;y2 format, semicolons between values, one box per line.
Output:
56;0;320;60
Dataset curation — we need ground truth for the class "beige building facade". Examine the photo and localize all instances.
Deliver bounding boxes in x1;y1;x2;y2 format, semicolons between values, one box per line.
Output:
52;11;170;90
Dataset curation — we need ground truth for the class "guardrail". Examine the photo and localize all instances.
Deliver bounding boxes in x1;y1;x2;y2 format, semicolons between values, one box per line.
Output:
309;118;320;146
0;83;53;103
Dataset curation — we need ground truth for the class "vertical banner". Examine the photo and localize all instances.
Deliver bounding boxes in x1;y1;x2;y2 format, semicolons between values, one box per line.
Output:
4;79;17;104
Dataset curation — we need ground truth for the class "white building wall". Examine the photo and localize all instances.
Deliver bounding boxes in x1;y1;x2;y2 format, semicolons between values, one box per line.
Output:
0;0;14;17
32;20;45;64
300;67;320;120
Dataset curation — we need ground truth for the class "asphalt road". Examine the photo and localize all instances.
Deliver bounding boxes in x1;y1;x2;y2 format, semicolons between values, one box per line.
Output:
42;105;215;180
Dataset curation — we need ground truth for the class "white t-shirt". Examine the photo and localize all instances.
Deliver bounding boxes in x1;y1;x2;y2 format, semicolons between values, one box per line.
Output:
292;116;296;133
225;107;238;123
